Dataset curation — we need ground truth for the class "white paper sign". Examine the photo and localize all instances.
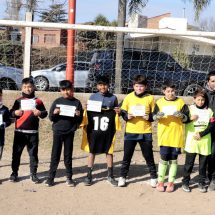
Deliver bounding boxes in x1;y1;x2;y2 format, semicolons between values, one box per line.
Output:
193;109;210;125
162;105;177;116
21;99;36;111
130;105;146;116
0;114;3;125
87;100;102;112
56;104;76;117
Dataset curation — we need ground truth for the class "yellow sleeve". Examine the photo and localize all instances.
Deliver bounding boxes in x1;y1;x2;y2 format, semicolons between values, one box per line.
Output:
150;96;155;113
121;96;129;112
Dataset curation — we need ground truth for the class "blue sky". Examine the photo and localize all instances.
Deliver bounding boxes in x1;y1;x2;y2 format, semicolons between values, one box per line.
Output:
0;0;215;25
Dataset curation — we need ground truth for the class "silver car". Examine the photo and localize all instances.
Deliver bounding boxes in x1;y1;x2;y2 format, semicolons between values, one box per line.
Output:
0;64;23;90
31;62;90;91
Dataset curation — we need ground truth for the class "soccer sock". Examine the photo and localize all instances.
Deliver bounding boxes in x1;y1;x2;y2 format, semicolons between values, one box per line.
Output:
158;159;168;182
168;160;177;183
107;167;114;178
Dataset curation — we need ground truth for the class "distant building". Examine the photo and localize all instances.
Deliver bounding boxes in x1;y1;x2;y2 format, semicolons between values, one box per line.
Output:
126;13;215;56
20;28;67;48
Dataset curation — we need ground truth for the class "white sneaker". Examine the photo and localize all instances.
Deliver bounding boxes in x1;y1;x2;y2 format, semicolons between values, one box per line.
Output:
118;177;126;187
150;178;157;188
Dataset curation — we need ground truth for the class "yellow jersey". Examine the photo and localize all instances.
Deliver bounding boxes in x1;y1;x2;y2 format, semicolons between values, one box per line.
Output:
121;92;155;134
156;97;186;148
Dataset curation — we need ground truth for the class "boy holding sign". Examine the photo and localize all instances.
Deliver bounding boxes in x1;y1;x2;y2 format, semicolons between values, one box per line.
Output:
10;78;47;183
45;80;83;187
118;75;157;187
182;89;215;193
0;88;11;170
81;76;120;186
153;81;189;192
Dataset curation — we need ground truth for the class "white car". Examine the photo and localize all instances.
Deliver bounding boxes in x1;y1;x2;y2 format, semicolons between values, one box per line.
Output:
0;64;23;90
31;62;90;91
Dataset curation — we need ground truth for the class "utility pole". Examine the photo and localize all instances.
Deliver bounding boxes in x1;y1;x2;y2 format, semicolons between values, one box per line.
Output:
66;0;76;87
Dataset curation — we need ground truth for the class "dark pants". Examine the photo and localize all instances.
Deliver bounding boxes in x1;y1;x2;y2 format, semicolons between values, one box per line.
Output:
208;134;215;181
120;140;157;178
0;129;5;146
12;131;39;174
182;152;208;185
0;129;5;160
49;132;74;179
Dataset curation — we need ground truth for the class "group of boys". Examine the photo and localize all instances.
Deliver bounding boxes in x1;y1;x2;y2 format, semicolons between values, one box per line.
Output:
1;72;215;192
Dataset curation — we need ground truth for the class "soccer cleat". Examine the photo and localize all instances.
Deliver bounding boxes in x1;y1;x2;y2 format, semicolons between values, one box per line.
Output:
150;178;158;188
45;178;54;187
118;177;126;187
208;180;215;191
9;172;18;182
166;182;175;192
66;178;75;187
84;175;92;186
198;183;207;193
156;182;165;192
30;174;41;184
182;184;191;192
107;176;118;187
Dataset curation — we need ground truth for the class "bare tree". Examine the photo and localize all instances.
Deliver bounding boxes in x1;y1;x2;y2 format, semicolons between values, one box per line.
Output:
199;17;215;32
6;0;22;20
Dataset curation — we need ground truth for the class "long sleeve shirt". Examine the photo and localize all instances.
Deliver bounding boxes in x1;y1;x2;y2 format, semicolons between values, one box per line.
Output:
49;96;83;134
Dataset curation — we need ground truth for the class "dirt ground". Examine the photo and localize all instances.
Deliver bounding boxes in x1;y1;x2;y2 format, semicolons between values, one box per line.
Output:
0;91;215;215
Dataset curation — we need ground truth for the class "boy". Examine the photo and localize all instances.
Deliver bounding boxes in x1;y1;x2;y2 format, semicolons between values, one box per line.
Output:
205;70;215;191
45;80;83;187
182;89;215;193
118;75;157;187
81;75;120;186
10;78;47;183
153;81;189;192
0;88;11;167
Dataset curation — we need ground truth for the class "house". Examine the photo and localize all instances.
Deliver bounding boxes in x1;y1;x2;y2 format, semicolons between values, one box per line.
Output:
125;13;215;56
20;28;67;48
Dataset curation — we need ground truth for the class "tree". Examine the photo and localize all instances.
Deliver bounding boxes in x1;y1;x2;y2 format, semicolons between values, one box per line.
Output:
77;14;117;50
39;3;67;22
199;17;215;32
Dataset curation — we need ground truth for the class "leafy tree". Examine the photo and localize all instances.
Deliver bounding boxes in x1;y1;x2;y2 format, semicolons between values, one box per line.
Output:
39;3;67;22
77;14;117;50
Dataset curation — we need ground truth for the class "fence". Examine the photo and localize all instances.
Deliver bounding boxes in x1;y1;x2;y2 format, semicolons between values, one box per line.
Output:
1;19;215;96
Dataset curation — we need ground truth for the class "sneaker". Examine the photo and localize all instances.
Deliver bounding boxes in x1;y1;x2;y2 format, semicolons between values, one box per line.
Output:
107;176;118;187
118;177;126;187
45;178;54;187
156;182;165;192
84;175;92;186
166;182;175;193
150;178;157;188
30;174;41;184
66;178;75;187
198;183;207;193
182;184;191;192
9;172;18;182
208;180;215;191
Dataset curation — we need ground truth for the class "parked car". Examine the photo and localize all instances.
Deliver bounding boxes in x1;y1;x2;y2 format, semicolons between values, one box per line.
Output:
31;61;90;91
0;64;23;90
87;49;208;96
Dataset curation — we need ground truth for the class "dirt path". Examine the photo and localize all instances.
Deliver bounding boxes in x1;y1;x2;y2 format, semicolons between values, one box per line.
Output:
1;147;215;215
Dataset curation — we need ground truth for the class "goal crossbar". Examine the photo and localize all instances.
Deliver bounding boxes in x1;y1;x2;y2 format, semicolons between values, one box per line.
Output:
0;19;215;38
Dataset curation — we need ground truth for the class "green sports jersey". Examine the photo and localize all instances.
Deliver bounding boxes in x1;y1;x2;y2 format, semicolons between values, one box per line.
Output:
185;105;213;155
